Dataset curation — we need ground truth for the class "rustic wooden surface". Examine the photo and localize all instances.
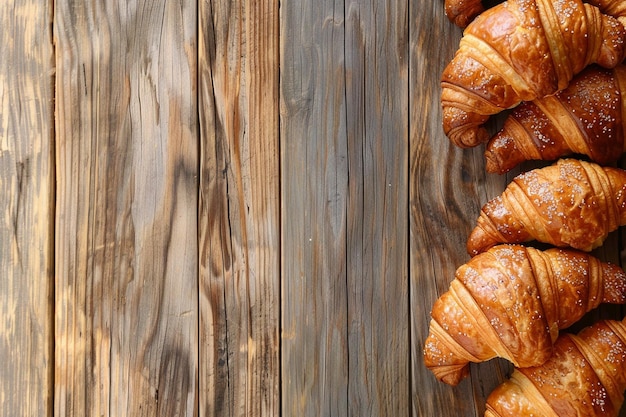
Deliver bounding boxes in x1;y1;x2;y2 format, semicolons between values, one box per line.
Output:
281;1;409;416
0;1;55;416
199;0;280;415
54;0;198;415
2;0;626;416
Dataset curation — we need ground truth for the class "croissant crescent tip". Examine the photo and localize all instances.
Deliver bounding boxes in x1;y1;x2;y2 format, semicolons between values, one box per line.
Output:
445;0;485;28
485;132;525;174
466;226;493;256
423;330;471;386
424;361;469;386
484;150;506;175
447;125;491;148
440;369;468;386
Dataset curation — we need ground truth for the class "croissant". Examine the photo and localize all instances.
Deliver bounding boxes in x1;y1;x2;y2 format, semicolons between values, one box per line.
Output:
423;244;626;386
485;318;626;416
485;65;626;174
444;0;626;28
441;0;626;148
467;158;626;256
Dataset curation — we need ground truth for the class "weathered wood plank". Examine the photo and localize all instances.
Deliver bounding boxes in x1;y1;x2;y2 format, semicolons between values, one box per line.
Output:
198;0;280;416
281;0;410;415
280;0;350;416
344;1;410;416
54;1;198;415
0;1;54;416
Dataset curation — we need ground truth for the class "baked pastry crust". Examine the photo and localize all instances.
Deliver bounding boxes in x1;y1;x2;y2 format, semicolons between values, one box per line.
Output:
423;244;626;386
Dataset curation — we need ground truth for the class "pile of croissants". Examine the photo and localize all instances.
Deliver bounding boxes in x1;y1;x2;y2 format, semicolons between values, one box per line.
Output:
424;0;626;415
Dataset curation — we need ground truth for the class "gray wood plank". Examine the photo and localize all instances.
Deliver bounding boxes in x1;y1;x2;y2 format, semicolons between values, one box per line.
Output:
281;0;410;415
0;1;55;416
344;1;410;416
198;0;280;416
54;1;199;415
280;0;350;416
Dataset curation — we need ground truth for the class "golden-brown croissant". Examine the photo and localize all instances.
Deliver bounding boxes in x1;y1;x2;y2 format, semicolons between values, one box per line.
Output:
485;65;626;174
441;0;626;148
423;244;626;386
485;318;626;416
467;158;626;256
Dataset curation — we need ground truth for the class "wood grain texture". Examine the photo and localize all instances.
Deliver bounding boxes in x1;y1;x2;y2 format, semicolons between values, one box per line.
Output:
280;0;350;416
344;1;409;416
281;0;409;416
54;1;198;415
0;1;55;416
198;0;280;416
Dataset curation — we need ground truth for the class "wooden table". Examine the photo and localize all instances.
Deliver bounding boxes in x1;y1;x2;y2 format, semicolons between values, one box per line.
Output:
2;0;624;416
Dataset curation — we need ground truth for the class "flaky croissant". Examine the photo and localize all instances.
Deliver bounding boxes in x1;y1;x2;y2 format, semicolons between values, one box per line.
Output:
485;65;626;174
441;0;626;148
467;158;626;256
423;244;626;386
485;318;626;417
